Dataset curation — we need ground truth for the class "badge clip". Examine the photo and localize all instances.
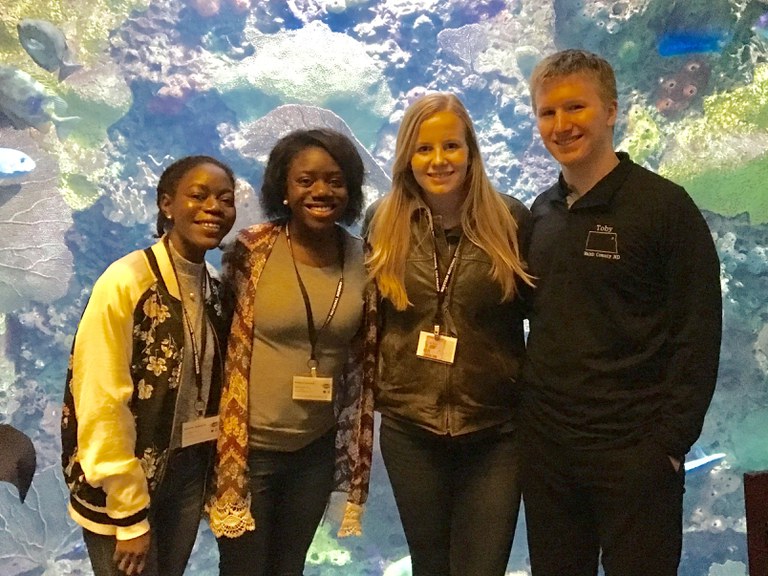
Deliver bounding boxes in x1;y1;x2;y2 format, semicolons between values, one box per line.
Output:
308;358;319;378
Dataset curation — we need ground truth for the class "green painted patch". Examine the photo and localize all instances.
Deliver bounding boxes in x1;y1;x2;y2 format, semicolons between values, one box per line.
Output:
678;154;768;224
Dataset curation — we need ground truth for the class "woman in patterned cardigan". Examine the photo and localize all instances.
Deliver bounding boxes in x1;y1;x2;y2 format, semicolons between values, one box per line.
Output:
209;129;376;576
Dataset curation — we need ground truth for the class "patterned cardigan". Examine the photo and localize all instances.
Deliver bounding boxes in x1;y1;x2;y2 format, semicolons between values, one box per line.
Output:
207;220;377;538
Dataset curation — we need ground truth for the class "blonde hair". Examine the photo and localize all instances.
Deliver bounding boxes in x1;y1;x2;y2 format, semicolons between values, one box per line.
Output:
529;49;618;113
367;93;534;311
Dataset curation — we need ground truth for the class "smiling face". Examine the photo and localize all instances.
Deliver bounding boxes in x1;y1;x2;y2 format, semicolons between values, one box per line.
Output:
161;162;236;262
410;110;470;202
284;146;349;236
534;72;617;177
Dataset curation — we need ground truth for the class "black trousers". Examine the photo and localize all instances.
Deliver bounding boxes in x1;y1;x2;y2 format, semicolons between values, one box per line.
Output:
216;430;335;576
379;422;522;576
521;429;685;576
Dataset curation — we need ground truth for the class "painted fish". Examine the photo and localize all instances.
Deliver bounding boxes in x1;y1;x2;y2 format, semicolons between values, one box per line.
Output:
0;64;79;139
658;31;730;57
684;445;726;473
0;148;36;181
0;424;36;503
17;19;83;82
383;556;412;576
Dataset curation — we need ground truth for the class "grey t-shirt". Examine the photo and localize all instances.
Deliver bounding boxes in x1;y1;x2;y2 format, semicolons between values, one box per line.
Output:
167;243;215;451
248;229;365;451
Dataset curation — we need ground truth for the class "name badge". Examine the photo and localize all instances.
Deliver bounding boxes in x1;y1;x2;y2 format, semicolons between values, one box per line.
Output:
181;416;219;447
416;331;457;364
292;375;333;402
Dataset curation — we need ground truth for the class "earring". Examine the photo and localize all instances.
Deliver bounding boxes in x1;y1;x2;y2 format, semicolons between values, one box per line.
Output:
282;199;288;206
166;214;173;220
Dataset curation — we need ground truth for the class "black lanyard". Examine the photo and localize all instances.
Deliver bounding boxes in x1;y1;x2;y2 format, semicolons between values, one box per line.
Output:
164;237;209;416
428;216;462;338
285;224;345;377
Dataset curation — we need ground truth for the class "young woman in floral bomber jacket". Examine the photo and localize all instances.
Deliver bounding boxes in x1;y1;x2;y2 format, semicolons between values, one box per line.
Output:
62;156;236;576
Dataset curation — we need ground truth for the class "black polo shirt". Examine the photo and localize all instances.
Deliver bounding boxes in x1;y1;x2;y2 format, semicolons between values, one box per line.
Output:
522;153;722;457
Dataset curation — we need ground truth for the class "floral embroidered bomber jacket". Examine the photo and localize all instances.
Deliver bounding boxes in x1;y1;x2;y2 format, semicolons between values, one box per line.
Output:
61;240;231;540
207;221;377;539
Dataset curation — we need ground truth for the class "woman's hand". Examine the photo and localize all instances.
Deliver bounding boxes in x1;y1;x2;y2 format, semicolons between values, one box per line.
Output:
114;531;151;575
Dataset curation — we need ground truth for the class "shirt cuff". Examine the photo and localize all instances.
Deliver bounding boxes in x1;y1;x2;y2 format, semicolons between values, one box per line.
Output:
115;519;150;541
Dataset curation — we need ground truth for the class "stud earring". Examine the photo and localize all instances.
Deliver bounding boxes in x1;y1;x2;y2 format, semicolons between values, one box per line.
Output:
282;199;288;206
166;214;173;220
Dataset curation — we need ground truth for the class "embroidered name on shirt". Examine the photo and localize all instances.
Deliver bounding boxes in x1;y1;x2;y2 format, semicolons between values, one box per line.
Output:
584;225;620;260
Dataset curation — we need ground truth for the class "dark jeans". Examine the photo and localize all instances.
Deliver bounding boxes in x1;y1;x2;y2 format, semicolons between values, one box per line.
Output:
379;421;521;576
520;429;685;576
82;444;210;576
217;430;336;576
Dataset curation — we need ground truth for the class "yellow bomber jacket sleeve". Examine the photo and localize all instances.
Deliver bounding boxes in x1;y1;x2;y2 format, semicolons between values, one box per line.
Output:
66;248;157;540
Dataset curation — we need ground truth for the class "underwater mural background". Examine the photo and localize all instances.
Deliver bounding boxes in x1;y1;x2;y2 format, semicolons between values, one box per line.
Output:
1;0;767;574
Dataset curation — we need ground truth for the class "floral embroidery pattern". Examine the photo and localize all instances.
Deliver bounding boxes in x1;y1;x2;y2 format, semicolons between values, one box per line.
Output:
135;287;180;383
211;282;224;317
134;324;154;346
169;362;181;390
146;356;166;376
160;337;175;358
140;447;158;479
142;293;170;323
139;446;168;492
137;379;153;400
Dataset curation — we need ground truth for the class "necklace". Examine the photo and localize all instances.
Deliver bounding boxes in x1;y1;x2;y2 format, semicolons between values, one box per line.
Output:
164;237;210;415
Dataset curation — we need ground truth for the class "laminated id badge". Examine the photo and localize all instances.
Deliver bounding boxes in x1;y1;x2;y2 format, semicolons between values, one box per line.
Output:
181;416;219;447
416;331;457;364
292;375;333;402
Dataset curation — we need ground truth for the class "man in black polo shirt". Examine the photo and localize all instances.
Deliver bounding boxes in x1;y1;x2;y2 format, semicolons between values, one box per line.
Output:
520;49;722;576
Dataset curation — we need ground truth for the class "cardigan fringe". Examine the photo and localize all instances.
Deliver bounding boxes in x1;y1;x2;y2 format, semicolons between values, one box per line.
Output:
207;491;255;538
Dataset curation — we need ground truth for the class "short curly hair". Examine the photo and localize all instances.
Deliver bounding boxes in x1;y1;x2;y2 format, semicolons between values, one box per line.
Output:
155;155;235;237
260;129;365;225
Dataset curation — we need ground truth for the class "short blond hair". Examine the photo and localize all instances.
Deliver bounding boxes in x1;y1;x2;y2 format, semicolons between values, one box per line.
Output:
529;49;617;112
